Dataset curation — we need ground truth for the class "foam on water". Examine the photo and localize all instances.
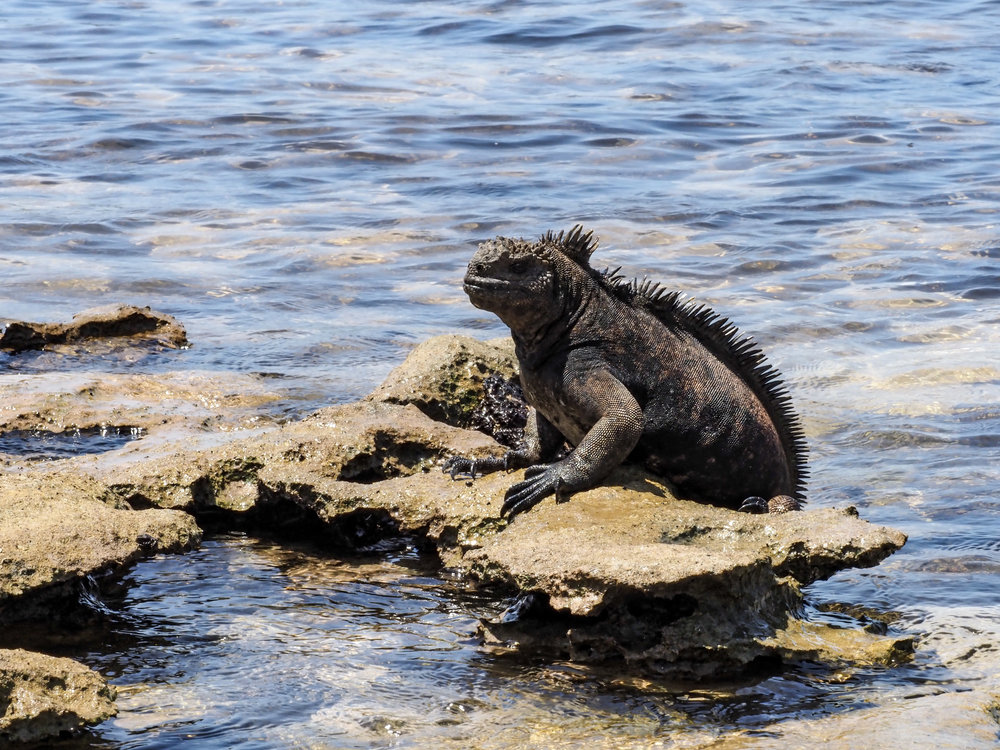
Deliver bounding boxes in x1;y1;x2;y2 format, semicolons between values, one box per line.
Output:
2;0;1000;746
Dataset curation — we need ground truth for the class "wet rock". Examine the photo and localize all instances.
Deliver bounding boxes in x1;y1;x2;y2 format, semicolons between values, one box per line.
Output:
701;689;1000;750
759;617;915;668
2;333;909;682
0;648;116;743
0;421;201;742
366;334;517;426
0;472;201;621
459;473;909;677
259;460;906;678
0;370;285;469
0;304;187;354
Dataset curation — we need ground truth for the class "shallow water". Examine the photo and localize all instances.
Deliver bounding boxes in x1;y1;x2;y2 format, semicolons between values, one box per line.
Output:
2;0;1000;746
17;535;954;749
0;426;144;459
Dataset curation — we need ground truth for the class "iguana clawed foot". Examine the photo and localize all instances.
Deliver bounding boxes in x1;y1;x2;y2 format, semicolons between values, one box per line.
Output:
738;496;769;514
500;463;573;518
443;455;576;519
442;455;479;480
738;494;801;514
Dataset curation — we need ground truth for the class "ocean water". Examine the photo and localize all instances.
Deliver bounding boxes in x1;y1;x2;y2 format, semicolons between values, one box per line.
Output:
2;0;1000;746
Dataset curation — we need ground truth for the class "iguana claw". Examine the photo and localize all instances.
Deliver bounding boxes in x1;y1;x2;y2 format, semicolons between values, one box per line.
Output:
501;464;568;518
738;496;768;514
442;456;477;480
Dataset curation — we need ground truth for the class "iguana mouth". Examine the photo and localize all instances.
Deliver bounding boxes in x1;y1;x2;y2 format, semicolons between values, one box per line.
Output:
463;275;510;295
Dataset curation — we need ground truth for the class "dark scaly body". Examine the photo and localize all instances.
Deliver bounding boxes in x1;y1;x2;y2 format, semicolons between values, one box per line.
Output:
445;226;808;518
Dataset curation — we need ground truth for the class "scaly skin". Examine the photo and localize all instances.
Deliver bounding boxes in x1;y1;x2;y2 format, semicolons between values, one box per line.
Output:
444;226;808;519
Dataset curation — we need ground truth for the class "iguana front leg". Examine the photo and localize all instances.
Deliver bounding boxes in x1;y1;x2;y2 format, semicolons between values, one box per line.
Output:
442;407;563;478
501;371;643;518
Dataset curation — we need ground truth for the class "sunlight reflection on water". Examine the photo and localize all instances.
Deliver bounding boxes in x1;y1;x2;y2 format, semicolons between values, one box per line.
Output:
3;0;1000;746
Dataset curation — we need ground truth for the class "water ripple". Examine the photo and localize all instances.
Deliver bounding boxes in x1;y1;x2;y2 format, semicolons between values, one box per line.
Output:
3;0;1000;745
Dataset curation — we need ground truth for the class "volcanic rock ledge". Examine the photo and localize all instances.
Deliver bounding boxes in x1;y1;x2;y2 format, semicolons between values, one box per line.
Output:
0;473;200;743
0;304;187;354
96;335;910;678
0;648;118;744
0;333;911;743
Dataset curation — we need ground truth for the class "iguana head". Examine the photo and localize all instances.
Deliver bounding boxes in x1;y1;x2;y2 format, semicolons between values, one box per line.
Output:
463;225;599;335
463;236;558;330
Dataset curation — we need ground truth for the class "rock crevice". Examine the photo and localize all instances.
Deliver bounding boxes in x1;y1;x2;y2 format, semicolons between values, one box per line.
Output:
1;332;911;742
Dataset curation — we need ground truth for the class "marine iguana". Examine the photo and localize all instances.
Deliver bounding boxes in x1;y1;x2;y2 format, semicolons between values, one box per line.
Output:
444;225;808;519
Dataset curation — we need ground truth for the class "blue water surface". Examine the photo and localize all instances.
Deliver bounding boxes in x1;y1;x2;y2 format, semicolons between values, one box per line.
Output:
2;0;1000;747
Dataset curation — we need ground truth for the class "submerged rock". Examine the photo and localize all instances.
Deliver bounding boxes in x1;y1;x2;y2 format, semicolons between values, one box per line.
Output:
0;304;187;354
0;369;285;468
701;689;1000;750
0;648;116;743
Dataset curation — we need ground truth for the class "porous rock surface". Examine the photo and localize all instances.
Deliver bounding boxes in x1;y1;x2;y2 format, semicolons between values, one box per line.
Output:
1;332;912;742
0;648;117;744
0;472;201;620
0;304;187;354
88;335;908;678
0;472;197;742
366;334;517;425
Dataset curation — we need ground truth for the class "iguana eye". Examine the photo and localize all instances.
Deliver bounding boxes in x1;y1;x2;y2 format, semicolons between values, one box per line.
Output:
509;259;529;274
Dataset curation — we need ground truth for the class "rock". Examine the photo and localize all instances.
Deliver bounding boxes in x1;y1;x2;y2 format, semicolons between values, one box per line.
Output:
700;689;1000;750
0;304;187;354
366;334;517;426
79;335;907;677
260;455;906;678
1;333;910;682
0;370;286;471
0;648;116;743
760;617;915;668
0;472;201;621
0;415;201;742
0;370;282;434
98;400;500;525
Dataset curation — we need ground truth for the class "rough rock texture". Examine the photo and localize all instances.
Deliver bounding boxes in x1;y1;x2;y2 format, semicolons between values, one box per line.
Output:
79;335;909;678
260;461;908;677
0;648;116;743
97;400;501;529
0;472;202;621
461;480;909;677
0;304;187;354
0;332;912;744
367;334;517;426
